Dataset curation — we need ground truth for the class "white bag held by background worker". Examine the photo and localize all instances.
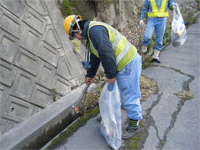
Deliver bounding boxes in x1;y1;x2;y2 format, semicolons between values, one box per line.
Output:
99;81;122;150
171;4;187;47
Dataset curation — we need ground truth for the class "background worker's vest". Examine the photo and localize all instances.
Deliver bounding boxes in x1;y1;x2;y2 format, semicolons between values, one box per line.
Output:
87;21;137;72
148;0;169;17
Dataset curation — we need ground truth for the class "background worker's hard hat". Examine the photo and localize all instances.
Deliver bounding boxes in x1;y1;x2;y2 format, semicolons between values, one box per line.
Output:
63;15;82;40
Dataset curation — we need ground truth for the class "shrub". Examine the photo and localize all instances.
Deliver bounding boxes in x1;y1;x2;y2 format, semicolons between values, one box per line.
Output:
63;0;73;15
181;9;197;27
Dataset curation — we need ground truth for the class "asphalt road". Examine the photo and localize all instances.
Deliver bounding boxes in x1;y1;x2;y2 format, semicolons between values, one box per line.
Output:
42;18;200;150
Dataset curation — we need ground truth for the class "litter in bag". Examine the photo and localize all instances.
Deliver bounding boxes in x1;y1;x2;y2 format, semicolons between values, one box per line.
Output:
171;5;187;47
99;81;122;150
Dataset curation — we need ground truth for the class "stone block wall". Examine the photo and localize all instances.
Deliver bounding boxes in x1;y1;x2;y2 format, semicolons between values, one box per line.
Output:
0;0;86;136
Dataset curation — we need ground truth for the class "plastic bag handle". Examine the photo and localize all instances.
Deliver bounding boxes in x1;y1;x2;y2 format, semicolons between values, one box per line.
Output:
173;5;181;20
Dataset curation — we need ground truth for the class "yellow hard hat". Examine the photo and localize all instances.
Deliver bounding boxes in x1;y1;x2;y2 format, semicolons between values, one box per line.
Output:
63;15;82;40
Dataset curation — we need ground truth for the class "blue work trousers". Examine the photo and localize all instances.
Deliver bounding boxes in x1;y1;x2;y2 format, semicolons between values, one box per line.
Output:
116;53;142;121
142;17;167;50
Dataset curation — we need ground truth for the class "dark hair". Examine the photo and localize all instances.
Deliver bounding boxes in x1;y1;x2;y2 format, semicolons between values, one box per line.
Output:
73;20;88;31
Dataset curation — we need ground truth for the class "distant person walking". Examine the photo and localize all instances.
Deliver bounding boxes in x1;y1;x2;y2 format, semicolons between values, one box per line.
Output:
140;0;177;63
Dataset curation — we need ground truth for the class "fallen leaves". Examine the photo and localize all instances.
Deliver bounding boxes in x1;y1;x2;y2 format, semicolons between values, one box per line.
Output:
140;74;158;101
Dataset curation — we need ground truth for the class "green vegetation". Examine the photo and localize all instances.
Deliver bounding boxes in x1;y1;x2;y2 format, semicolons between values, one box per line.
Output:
138;22;172;64
50;88;59;101
142;57;154;69
81;85;103;115
116;4;121;13
52;2;198;149
46;82;104;149
106;0;112;2
71;0;77;6
45;108;100;150
138;34;144;51
147;32;156;51
128;122;145;149
146;22;172;52
163;22;172;48
72;40;81;53
195;0;200;10
181;9;197;27
63;0;73;15
61;0;79;16
100;73;104;77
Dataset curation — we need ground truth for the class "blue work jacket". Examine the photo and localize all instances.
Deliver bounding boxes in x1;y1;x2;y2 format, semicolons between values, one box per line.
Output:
81;20;117;79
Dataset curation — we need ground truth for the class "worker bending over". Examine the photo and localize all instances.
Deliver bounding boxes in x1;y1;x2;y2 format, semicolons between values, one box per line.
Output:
64;15;143;139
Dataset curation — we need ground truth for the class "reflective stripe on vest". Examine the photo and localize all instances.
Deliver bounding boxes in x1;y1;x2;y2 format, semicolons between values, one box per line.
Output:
148;0;169;17
87;21;137;72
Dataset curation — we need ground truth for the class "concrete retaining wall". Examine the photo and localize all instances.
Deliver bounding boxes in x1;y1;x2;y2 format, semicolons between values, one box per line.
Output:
0;0;86;136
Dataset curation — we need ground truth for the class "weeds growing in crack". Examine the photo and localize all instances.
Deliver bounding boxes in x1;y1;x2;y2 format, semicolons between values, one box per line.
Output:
174;90;194;99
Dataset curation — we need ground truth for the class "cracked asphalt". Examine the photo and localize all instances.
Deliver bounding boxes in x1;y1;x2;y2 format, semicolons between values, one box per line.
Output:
44;18;199;150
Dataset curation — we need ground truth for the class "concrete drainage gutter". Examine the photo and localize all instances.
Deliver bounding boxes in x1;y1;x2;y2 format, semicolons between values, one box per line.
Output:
0;83;97;149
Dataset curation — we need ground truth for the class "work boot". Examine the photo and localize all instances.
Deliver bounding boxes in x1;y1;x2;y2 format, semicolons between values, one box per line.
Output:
142;45;147;53
122;119;140;140
152;49;161;63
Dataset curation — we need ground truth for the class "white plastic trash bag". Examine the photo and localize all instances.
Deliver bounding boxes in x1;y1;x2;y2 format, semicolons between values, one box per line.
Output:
171;5;187;47
99;81;122;150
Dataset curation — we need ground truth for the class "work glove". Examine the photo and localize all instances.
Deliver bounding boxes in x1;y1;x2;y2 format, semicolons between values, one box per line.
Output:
81;61;91;70
140;20;144;26
108;82;115;91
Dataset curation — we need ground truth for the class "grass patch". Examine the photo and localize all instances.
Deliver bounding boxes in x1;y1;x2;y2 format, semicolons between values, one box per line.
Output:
147;32;156;51
63;0;73;15
57;0;80;16
163;22;172;49
181;9;197;27
142;57;154;69
174;90;194;99
128;121;145;150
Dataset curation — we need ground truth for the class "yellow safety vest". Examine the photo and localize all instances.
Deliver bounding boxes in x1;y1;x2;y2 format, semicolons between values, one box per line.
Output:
87;21;137;72
148;0;169;17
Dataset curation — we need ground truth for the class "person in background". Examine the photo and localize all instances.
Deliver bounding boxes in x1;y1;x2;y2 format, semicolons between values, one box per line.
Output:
140;0;177;63
63;15;142;139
